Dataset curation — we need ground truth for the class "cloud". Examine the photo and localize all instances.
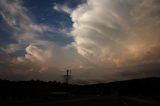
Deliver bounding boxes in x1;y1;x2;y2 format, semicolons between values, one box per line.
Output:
11;40;88;81
1;44;20;54
0;0;160;83
53;3;72;14
0;0;64;80
69;0;160;81
0;0;51;42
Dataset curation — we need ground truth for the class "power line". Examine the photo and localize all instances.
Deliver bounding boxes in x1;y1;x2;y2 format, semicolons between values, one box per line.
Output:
64;69;71;84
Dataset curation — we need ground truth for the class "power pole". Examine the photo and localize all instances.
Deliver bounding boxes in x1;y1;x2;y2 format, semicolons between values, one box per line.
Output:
64;69;71;84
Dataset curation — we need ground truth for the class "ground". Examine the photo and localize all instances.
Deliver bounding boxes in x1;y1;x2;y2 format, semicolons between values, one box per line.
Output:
1;96;160;106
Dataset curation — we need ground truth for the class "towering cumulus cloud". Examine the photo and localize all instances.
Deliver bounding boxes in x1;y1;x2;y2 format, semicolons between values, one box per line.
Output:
69;0;160;81
0;0;160;83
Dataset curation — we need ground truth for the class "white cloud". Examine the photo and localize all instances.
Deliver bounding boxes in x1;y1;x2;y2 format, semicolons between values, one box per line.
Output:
12;40;89;81
2;44;20;54
0;0;51;42
53;3;72;14
68;0;160;81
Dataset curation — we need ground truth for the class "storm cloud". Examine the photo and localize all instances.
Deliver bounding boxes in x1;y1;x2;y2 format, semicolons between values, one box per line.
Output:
0;0;160;83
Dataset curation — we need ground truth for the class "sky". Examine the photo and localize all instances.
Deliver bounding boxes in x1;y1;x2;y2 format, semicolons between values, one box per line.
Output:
0;0;160;83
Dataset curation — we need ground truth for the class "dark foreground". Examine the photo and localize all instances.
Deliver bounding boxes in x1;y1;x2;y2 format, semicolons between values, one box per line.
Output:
1;96;160;106
1;77;160;106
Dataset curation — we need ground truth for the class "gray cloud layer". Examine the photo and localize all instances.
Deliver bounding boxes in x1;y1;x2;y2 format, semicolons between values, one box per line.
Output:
0;0;160;83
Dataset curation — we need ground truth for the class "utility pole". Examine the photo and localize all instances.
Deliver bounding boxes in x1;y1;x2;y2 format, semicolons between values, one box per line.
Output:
64;69;71;84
